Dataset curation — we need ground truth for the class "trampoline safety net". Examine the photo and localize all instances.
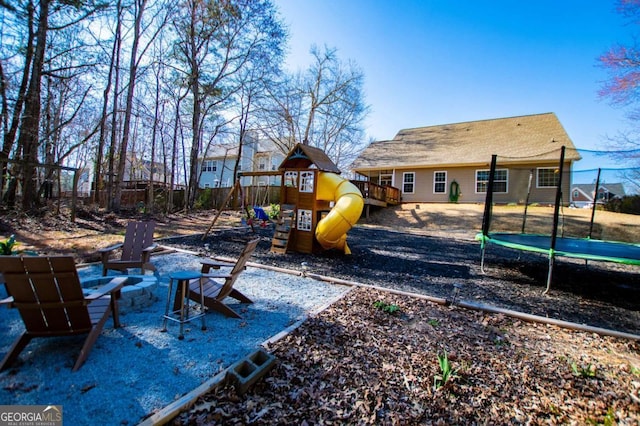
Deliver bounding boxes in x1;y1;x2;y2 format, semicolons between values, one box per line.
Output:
477;146;640;294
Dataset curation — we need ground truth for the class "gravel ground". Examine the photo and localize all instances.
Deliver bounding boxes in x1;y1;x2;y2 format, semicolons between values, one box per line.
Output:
0;253;349;426
163;224;640;336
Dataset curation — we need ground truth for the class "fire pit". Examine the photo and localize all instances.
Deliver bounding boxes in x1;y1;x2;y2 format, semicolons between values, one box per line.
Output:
81;275;159;314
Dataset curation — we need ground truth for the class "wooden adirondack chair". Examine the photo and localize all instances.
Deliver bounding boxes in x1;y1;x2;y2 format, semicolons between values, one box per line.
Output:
0;256;126;372
184;237;260;319
99;221;157;276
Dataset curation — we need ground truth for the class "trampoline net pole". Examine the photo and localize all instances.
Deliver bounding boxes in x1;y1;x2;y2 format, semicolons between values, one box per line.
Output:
546;146;566;295
544;254;555;295
521;169;533;234
550;147;565;251
480;155;497;273
481;154;498;237
589;168;602;239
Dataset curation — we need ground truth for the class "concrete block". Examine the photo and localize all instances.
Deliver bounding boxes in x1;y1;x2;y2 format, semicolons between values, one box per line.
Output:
226;348;276;395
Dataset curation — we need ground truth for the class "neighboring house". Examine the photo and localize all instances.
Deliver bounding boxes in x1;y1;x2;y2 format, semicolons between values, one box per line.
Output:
198;136;285;189
76;168;92;197
122;154;169;184
199;143;238;189
571;183;625;208
351;112;582;204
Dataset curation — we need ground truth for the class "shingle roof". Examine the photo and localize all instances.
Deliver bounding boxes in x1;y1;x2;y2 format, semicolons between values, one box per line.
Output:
204;143;239;158
352;113;581;171
572;183;625;197
279;143;341;173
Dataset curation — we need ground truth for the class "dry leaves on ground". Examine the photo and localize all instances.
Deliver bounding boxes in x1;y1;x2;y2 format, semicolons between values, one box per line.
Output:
172;287;640;425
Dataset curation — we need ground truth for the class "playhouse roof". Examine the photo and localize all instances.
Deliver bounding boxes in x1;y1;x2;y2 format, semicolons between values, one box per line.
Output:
279;143;341;173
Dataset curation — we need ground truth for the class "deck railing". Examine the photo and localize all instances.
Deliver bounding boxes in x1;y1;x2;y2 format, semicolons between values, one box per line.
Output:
350;180;400;205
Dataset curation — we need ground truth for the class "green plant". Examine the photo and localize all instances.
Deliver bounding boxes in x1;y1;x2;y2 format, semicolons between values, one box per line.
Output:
194;188;213;210
494;336;510;347
603;407;616;426
0;235;17;255
268;203;281;219
242;208;257;226
427;319;440;327
631;365;640;376
548;403;561;416
571;361;596;378
373;300;400;314
434;350;457;390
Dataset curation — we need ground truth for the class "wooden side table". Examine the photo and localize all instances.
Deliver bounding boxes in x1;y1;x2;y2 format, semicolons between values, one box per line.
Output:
161;271;206;339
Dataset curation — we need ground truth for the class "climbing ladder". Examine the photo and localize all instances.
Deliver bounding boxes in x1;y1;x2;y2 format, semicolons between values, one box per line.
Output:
270;206;295;254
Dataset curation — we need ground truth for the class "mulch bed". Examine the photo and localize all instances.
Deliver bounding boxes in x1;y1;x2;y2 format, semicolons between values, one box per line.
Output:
171;287;639;425
162;224;640;424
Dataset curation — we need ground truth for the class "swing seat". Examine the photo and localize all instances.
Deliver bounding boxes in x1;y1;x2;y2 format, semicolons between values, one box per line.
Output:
253;207;270;227
253;206;269;221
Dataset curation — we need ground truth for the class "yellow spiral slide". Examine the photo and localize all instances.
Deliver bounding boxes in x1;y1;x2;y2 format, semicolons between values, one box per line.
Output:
315;172;364;254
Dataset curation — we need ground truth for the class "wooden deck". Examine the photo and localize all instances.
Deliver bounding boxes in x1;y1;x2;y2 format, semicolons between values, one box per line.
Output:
350;180;400;217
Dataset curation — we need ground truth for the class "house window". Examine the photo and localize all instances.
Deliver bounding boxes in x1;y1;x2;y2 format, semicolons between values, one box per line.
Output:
476;169;508;193
537;167;559;188
380;173;392;186
402;172;415;194
297;209;312;231
258;158;266;170
434;171;447;193
572;189;579;198
202;160;216;172
284;171;298;187
300;171;314;193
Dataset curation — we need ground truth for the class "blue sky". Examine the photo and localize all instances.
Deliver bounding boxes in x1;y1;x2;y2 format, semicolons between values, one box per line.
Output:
275;1;634;154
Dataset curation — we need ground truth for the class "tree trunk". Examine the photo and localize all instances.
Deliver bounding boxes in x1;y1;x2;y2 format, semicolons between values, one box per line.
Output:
148;62;162;213
18;0;49;211
112;0;147;212
94;0;122;206
1;2;35;203
169;98;181;212
106;14;123;211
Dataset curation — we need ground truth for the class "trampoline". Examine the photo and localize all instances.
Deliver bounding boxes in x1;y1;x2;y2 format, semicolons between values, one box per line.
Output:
478;146;640;294
478;233;640;265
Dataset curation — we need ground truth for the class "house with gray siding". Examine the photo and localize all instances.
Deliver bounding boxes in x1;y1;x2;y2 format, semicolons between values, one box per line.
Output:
351;113;582;205
198;136;284;189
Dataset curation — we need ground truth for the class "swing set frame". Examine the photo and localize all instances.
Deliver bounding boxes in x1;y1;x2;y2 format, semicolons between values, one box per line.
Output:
202;171;283;240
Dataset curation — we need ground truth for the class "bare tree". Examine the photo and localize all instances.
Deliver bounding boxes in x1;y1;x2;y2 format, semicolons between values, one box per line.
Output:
258;45;369;168
598;0;640;187
0;0;291;214
171;0;286;210
229;1;285;193
1;2;35;201
111;0;172;211
92;0;123;205
1;0;109;210
599;1;640;109
14;0;51;210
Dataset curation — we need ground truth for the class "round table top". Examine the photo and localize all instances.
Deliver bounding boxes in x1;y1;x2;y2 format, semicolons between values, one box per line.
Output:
169;271;201;280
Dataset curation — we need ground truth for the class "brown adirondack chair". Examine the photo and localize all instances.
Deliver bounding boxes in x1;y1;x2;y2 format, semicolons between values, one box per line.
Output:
99;221;157;276
184;237;260;319
0;256;126;372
